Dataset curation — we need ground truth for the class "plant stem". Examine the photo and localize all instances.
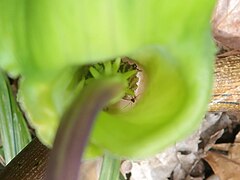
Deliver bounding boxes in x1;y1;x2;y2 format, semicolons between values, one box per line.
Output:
210;55;240;111
99;151;122;180
0;138;50;180
46;79;123;180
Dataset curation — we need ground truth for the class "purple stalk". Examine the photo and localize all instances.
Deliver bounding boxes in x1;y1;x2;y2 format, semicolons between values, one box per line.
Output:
46;79;123;180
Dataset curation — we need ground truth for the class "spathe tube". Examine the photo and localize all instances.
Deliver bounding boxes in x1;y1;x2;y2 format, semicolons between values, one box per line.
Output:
18;46;214;158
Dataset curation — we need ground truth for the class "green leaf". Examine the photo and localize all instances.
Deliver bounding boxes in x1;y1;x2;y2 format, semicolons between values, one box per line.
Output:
0;0;215;77
0;0;216;158
91;46;214;157
0;71;31;164
99;152;121;180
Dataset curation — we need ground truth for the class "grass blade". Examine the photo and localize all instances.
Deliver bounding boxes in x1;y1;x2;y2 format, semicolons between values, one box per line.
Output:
0;71;31;164
99;152;122;180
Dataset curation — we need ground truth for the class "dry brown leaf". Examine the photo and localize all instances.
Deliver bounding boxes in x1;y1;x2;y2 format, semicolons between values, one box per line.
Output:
228;131;240;163
229;144;240;163
212;143;231;152
79;159;102;180
210;129;240;169
204;130;224;152
212;143;240;164
212;0;240;50
204;151;240;180
234;131;240;142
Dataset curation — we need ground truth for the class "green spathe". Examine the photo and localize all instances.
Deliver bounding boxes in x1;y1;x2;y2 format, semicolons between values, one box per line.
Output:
0;0;216;158
0;0;214;75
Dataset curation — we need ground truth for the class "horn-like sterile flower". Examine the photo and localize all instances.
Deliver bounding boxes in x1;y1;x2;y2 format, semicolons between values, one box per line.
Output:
0;0;216;158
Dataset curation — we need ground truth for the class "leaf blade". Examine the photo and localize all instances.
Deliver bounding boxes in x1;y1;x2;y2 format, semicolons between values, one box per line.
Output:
0;71;31;164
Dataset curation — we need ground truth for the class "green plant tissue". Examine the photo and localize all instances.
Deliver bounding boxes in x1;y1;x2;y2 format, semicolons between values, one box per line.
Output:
0;0;216;158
